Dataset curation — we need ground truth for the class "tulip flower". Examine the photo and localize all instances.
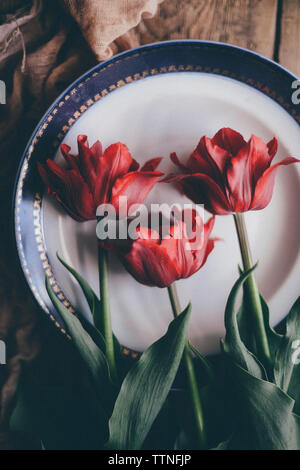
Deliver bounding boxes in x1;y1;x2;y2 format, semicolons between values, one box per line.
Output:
119;208;217;448
38;135;163;222
167;128;299;215
167;127;300;374
39;134;163;383
120;210;216;288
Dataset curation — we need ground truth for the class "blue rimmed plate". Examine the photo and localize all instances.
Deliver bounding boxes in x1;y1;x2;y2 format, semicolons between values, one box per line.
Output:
13;40;300;355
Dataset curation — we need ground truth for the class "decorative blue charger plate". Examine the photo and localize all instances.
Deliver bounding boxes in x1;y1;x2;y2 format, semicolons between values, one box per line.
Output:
13;40;300;354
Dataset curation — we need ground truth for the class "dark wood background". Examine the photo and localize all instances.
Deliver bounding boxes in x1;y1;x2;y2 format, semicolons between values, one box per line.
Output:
133;0;300;77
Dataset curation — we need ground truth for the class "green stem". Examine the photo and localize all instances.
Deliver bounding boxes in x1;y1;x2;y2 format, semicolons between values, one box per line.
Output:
98;245;117;383
167;283;207;450
233;212;271;370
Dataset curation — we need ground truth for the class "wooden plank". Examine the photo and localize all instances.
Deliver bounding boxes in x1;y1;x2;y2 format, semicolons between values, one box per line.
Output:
138;0;278;59
279;0;300;76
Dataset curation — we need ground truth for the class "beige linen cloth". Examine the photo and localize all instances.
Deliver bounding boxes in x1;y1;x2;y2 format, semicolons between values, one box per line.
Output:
0;0;163;449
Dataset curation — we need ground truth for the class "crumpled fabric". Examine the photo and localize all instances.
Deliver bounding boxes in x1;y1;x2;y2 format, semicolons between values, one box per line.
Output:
61;0;164;61
0;0;163;449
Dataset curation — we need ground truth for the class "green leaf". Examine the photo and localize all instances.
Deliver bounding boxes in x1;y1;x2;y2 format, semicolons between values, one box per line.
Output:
56;252;102;331
106;304;191;450
274;297;300;399
45;276;113;412
222;361;300;450
259;294;283;359
56;253;125;375
223;267;266;380
237;278;282;368
188;342;215;383
78;314;106;353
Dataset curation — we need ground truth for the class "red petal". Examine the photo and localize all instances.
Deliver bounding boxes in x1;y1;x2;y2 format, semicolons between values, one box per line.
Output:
187;215;216;275
38;160;73;200
226;134;280;212
61;144;71;154
226;140;253;212
204;138;229;174
267;136;278;161
94;142;133;205
141;157;162;172
175;233;195;278
199;216;217;267
43;159;70;184
90;140;102;157
77;135;98;192
248;135;276;184
111;171;163;215
130;158;140;171
188;137;223;178
135;226;160;242
90;140;103;168
38;159;95;221
67;170;95;220
250;157;300;210
198;238;217;270
177;173;232;215
161;173;181;184
170;152;190;172
61;144;79;170
212;128;246;156
159;221;194;278
122;240;179;287
180;208;204;241
203;215;215;240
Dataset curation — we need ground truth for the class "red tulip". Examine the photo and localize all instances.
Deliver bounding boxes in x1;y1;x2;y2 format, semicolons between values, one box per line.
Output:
166;128;299;215
38;135;163;221
120;210;216;288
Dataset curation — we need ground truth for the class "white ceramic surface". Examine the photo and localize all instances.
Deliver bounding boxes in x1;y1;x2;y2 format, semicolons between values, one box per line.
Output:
43;72;300;355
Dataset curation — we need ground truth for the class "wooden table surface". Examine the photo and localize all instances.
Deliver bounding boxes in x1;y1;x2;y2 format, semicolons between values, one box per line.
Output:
134;0;300;77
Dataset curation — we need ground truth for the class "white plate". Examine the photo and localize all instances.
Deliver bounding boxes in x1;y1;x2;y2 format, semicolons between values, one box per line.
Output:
42;71;300;355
